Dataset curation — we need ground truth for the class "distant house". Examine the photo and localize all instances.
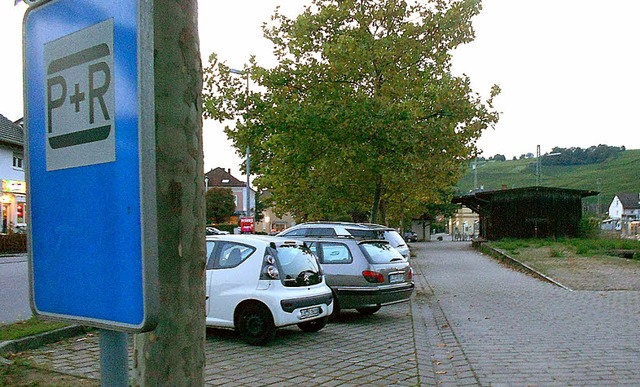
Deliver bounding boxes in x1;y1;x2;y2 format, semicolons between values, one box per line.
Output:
448;206;479;241
203;167;295;233
608;193;640;237
204;167;255;216
0;114;26;233
453;186;598;240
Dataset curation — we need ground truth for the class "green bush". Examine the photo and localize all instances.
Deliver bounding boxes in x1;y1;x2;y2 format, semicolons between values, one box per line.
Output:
577;217;600;238
0;234;26;253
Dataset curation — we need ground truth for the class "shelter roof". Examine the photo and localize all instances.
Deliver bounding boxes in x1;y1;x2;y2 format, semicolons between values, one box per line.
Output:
453;186;599;214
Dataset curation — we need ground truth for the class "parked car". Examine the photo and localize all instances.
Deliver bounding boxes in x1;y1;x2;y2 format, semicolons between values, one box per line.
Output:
277;222;411;260
297;237;414;316
206;226;229;235
403;231;418;242
205;235;333;345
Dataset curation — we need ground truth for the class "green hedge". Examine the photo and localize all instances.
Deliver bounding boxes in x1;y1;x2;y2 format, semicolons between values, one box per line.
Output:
0;234;27;254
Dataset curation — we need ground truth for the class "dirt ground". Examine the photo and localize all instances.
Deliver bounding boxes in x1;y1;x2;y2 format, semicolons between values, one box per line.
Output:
499;246;640;291
2;247;638;385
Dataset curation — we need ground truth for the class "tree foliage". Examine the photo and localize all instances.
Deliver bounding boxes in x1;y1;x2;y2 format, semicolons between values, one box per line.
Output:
203;0;499;225
206;187;236;224
543;145;625;166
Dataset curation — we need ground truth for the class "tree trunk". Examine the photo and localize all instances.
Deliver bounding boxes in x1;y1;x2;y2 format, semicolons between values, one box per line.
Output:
370;176;382;224
133;0;205;384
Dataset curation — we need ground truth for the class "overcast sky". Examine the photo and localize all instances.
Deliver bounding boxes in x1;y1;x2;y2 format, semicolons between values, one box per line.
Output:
2;1;639;178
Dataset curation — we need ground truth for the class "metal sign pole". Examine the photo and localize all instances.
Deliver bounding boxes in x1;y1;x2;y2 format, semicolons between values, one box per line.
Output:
100;330;129;386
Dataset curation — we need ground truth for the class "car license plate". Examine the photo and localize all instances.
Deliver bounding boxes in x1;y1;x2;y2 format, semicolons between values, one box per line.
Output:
389;273;404;283
300;306;321;319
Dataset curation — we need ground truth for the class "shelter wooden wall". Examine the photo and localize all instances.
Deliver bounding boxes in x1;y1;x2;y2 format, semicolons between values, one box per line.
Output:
484;190;583;240
453;187;597;241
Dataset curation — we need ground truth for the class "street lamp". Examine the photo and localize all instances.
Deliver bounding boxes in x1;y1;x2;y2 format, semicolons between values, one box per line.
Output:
230;68;251;217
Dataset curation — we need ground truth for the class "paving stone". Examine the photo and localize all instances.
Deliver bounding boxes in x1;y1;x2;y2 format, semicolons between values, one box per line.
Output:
16;240;640;385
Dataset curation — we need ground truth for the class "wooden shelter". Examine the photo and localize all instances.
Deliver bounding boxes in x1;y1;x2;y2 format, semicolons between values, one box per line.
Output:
452;187;598;240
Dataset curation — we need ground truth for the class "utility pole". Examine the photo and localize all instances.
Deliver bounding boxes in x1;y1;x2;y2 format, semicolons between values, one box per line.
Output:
473;159;478;190
133;0;205;384
596;178;602;217
230;68;251;218
536;144;541;186
246;146;251;217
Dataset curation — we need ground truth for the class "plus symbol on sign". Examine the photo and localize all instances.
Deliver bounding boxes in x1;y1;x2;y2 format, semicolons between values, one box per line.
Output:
69;83;85;113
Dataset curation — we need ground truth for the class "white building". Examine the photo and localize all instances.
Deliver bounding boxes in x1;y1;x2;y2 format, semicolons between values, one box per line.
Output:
0;114;26;233
608;193;640;237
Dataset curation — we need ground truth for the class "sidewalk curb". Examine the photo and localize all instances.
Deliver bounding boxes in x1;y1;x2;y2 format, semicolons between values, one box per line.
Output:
0;325;88;364
477;243;573;291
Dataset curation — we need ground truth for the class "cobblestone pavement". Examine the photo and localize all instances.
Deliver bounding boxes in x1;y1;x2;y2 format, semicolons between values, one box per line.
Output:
21;241;640;385
413;241;640;386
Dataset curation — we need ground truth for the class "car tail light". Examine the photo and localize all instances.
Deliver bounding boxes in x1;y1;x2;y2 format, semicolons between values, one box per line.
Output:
408;268;413;280
260;254;279;280
362;270;384;283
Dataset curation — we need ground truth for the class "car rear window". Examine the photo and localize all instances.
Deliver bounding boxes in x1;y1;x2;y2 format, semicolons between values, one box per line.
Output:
359;241;404;264
274;245;323;287
383;230;406;248
308;228;337;237
280;228;306;237
346;228;380;239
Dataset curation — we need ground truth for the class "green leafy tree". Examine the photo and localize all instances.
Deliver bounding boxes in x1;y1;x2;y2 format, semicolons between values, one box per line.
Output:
206;187;236;224
203;0;499;225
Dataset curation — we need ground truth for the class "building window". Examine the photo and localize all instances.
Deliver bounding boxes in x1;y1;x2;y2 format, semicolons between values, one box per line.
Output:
13;153;23;170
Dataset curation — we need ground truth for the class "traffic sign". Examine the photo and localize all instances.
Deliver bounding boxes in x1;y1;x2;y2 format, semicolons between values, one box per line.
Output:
24;0;157;332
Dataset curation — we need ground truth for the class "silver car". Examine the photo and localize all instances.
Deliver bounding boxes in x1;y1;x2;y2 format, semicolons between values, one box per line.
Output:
278;221;411;260
302;237;414;315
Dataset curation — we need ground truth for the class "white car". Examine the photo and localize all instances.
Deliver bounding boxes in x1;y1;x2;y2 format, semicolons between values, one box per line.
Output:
278;222;411;260
205;235;333;345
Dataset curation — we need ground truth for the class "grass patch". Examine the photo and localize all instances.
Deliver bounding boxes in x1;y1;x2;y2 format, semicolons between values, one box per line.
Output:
0;317;68;341
549;248;565;258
